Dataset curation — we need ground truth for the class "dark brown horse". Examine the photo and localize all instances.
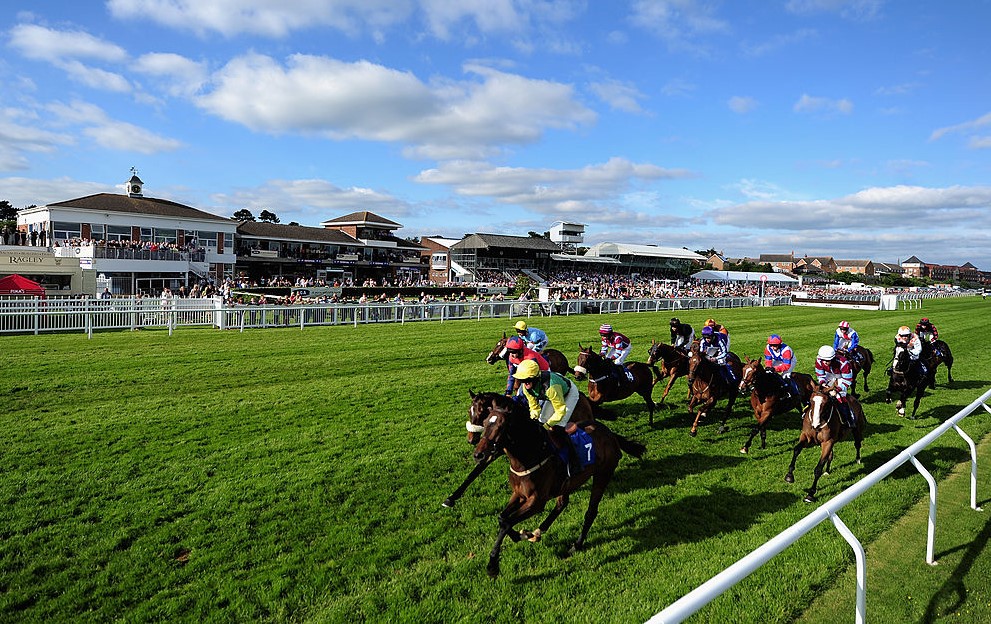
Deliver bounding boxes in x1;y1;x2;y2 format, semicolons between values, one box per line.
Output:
573;345;658;424
443;390;598;508
646;340;690;406
737;357;815;454
685;341;742;437
927;339;954;387
784;384;866;502
885;345;928;418
839;346;874;396
472;398;645;577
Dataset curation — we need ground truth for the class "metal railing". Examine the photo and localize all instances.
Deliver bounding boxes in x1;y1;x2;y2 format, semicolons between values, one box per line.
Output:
647;387;991;624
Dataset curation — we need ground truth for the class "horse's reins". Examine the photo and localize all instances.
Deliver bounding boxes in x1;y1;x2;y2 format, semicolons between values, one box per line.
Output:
510;455;552;476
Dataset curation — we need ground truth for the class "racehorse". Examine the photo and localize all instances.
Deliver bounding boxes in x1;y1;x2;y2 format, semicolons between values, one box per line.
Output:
486;334;572;394
927;339;954;387
841;346;874;397
737;357;815;454
784;383;866;503
885;345;928;418
471;398;645;578
442;389;598;508
573;345;658;425
685;341;743;437
645;340;690;406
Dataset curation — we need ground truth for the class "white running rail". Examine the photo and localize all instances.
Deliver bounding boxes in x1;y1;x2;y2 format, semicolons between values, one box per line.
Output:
646;387;991;624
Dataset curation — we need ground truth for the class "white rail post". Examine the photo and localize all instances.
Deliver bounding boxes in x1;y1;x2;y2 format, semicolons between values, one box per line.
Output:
909;456;939;565
952;424;983;511
828;511;866;624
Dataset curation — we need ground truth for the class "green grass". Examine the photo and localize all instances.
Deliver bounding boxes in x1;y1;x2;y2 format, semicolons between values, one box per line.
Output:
0;297;989;623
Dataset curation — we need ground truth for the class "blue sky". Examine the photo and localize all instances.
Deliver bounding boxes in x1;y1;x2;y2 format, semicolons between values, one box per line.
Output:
2;1;990;268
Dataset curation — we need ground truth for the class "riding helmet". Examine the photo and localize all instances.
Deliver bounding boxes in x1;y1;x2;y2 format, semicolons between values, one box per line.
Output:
767;334;782;345
514;320;528;332
838;320;850;329
897;326;911;336
670;317;680;326
506;336;525;351
817;345;835;360
700;326;714;336
513;359;541;380
599;323;613;335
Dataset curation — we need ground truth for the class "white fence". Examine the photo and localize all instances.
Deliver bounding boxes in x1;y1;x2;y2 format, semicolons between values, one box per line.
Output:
647;387;991;624
0;295;791;337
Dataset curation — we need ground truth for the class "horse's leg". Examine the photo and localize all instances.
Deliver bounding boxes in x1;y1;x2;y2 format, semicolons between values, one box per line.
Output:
640;386;655;426
717;392;738;435
523;493;569;543
805;440;835;503
911;386;924;419
443;453;498;507
487;525;510;578
854;426;863;464
569;468;616;555
741;404;766;454
487;494;527;577
784;436;809;483
862;364;871;393
658;373;677;407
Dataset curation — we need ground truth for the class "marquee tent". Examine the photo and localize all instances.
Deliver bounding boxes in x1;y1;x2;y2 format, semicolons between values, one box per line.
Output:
0;274;46;296
691;270;798;284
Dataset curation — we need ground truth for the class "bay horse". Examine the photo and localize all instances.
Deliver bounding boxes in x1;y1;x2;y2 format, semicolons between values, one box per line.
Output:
442;390;597;508
885;345;928;418
927;339;954;387
841;346;874;397
784;383;866;502
645;340;690;406
685;342;742;437
737;358;815;454
472;398;645;578
573;345;658;425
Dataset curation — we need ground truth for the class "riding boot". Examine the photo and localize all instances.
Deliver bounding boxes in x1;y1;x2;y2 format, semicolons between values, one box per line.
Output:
549;427;580;478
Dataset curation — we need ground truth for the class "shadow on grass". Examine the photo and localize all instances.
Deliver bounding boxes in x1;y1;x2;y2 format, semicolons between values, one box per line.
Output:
860;444;970;478
924;513;991;622
612;451;747;493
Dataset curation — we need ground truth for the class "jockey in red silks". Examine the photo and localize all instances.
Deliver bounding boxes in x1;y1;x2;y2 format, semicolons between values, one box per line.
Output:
598;324;632;364
503;335;549;396
764;334;798;399
814;345;855;428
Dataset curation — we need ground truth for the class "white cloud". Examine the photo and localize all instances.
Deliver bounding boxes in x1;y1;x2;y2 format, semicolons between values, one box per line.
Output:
629;0;730;54
0;176;114;207
793;93;853;115
46;100;182;154
8;23;128;63
589;78;647;114
133;53;209;97
0;109;75;170
196;54;595;159
784;0;885;20
59;59;132;92
740;28;817;57
210;178;415;223
661;78;696;97
728;96;757;114
930;111;991;142
415;157;695;223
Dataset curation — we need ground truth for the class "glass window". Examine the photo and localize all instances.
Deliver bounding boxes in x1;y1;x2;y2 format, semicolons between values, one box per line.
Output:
140;227;152;242
90;224;105;237
223;233;233;251
106;225;131;241
155;228;177;244
197;231;218;248
52;221;81;240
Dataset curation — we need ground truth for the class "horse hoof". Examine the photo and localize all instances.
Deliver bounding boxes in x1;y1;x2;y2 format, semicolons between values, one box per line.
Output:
689;429;698;438
823;471;830;477
803;494;817;503
717;426;728;434
784;474;794;484
441;499;455;508
740;447;748;454
487;560;501;578
524;529;542;543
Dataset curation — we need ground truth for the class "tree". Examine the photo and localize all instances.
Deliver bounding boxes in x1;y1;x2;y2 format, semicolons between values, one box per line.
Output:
232;209;255;222
258;210;280;223
287;221;300;227
0;200;17;221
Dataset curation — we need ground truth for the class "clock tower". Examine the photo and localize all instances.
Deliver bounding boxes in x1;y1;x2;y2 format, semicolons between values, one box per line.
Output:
126;169;144;197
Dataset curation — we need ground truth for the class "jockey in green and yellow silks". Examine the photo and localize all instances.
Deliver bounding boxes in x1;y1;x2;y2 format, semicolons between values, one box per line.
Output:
513;359;572;427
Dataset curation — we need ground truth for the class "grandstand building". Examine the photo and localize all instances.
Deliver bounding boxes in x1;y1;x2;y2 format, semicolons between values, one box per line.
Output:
449;233;562;282
583;242;705;276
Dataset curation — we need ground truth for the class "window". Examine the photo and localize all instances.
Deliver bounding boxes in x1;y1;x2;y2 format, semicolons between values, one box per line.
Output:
90;224;105;238
223;233;233;251
154;228;177;244
140;227;152;242
196;231;218;248
106;225;131;241
52;221;81;240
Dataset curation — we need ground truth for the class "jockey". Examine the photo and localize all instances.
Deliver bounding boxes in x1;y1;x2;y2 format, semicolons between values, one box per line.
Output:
814;346;856;428
833;320;862;365
894;325;929;381
598;324;632;365
764;334;799;399
504;336;549;396
699;325;736;385
915;317;938;344
669;317;695;352
515;320;548;353
513;359;581;475
704;317;730;349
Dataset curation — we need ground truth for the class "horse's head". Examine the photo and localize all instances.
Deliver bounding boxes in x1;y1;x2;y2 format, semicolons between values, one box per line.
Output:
891;345;911;375
646;339;661;365
739;357;763;392
485;333;509;365
467;390;512;446
472;403;512;463
806;383;837;429
573;344;597;380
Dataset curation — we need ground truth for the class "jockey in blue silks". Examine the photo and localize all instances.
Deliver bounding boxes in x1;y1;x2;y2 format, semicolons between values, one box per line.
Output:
514;320;548;353
699;325;736;386
833;320;862;365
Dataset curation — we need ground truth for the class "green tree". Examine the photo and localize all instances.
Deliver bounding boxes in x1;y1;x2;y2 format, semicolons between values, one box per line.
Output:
0;200;17;221
232;209;255;222
258;210;280;223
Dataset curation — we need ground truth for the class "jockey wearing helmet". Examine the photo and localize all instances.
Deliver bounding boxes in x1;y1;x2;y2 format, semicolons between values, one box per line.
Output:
833;320;862;365
514;320;548;353
513;359;581;475
814;345;856;428
598;324;632;365
503;336;549;396
669;317;695;352
915;317;938;344
894;325;929;381
699;325;737;385
764;334;799;399
705;318;730;349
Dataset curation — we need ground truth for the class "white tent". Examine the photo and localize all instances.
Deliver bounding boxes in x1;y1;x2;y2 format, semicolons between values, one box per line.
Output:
691;270;797;284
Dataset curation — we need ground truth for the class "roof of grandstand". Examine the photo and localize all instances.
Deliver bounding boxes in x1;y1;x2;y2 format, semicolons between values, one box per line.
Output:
450;233;562;251
691;270;798;283
584;242;706;261
550;253;621;265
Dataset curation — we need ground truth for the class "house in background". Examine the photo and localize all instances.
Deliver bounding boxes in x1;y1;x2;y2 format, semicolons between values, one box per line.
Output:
901;255;927;278
758;253;796;272
794;255;837;274
834;259;875;276
873;261;905;277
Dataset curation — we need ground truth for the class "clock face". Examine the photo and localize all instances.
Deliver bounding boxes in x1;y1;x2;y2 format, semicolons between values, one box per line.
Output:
131;185;141;193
